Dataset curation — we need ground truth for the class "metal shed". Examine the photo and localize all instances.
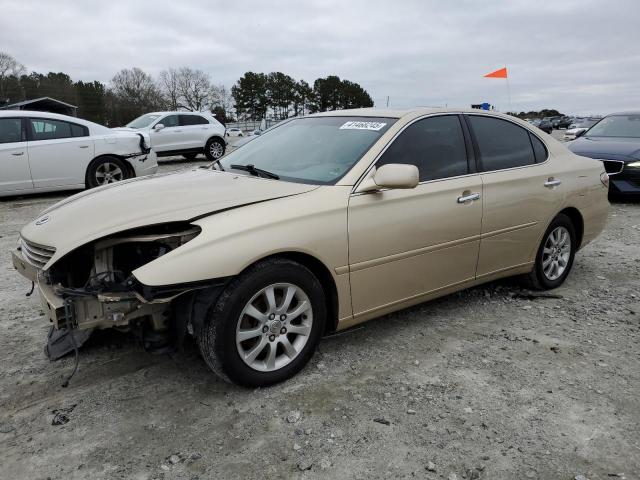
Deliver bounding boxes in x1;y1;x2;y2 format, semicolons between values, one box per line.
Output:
0;97;77;116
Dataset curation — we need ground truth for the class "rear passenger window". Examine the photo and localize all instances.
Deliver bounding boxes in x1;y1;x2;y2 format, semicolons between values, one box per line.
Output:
468;116;536;170
0;118;23;143
376;115;469;182
180;115;209;126
530;133;548;163
29;119;87;141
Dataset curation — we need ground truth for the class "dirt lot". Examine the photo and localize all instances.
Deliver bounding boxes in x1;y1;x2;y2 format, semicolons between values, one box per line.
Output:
1;138;639;479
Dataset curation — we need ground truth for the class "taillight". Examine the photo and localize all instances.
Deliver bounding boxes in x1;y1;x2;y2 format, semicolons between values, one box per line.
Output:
600;172;609;188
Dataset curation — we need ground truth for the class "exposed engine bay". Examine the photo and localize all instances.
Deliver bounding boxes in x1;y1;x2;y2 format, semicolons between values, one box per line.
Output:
12;222;225;362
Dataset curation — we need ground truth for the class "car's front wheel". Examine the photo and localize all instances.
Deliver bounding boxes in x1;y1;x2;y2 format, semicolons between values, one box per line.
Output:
525;213;576;290
86;156;130;188
198;258;326;387
205;137;225;161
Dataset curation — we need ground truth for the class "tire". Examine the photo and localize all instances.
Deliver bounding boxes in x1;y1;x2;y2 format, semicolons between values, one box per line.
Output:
205;137;225;161
86;156;130;188
524;213;576;290
198;258;326;387
183;153;198;161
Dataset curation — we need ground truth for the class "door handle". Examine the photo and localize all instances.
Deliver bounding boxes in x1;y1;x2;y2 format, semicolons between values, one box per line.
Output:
457;192;480;203
79;145;89;148
544;178;561;188
12;151;24;156
174;130;183;133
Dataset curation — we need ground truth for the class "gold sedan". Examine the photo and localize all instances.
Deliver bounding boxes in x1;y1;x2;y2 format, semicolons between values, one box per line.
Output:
13;108;609;387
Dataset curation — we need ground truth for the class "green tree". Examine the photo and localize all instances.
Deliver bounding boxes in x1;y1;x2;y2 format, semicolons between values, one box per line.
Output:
75;81;106;124
293;80;313;116
266;72;296;120
231;72;269;120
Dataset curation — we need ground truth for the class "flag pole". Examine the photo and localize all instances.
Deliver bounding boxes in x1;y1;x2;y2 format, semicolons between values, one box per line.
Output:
506;77;512;113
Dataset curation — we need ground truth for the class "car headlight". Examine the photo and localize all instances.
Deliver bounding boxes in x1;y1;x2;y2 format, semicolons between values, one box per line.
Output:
627;161;640;167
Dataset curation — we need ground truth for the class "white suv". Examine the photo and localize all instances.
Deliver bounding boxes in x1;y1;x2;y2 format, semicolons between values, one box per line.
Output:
125;111;227;161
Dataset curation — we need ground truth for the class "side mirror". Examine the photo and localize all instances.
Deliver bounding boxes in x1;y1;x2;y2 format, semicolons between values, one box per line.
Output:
356;164;419;193
154;123;165;131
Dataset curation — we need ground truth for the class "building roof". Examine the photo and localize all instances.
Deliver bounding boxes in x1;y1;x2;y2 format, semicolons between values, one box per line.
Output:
0;96;77;110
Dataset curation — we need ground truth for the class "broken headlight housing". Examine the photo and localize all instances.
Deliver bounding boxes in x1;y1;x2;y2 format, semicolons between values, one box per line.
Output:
47;222;201;294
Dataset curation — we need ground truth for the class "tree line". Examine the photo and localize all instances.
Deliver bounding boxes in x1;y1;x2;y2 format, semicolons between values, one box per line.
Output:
0;52;373;126
231;72;373;120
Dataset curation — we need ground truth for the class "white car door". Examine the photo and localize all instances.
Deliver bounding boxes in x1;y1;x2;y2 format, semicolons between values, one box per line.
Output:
178;114;210;150
26;117;94;189
0;117;33;194
149;114;181;154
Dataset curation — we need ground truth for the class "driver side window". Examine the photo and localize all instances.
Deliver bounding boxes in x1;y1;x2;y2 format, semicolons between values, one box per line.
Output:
376;115;469;182
160;115;179;128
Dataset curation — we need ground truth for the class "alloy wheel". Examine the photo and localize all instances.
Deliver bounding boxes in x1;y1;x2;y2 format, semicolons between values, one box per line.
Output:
235;283;313;372
209;141;224;159
542;226;571;281
95;162;124;185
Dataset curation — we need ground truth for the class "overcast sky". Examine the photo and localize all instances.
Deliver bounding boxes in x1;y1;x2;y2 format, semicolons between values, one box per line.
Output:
1;0;638;115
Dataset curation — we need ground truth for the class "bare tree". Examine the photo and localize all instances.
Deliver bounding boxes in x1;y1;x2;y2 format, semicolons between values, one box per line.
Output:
158;68;180;110
0;52;26;103
158;67;220;112
109;68;164;123
110;67;163;108
175;67;219;111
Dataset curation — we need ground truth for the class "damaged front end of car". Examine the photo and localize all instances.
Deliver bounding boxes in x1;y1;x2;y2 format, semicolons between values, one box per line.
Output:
12;222;225;362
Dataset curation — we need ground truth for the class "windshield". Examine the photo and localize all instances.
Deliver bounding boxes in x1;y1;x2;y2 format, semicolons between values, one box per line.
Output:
573;119;598;128
126;114;161;129
219;116;396;184
585;114;640;138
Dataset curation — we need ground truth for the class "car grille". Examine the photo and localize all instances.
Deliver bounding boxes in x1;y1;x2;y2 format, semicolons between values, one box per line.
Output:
601;159;625;175
19;237;56;269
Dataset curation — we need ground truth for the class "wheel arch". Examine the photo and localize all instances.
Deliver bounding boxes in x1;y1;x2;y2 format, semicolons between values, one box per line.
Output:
557;206;584;250
239;251;340;334
206;134;226;145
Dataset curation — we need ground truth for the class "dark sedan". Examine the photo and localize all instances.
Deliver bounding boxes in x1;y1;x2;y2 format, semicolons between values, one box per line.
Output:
568;112;640;198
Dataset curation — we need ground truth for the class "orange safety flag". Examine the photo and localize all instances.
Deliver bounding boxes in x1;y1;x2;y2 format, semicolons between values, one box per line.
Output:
484;67;508;78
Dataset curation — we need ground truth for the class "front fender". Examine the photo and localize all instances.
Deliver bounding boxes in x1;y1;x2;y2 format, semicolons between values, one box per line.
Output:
132;186;351;287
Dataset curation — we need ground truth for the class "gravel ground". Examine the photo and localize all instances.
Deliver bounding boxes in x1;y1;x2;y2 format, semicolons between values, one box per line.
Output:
1;133;639;480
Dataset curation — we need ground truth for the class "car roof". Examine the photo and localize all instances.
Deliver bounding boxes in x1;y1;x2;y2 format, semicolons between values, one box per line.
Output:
0;109;82;121
307;107;522;121
144;111;212;116
606;111;640;116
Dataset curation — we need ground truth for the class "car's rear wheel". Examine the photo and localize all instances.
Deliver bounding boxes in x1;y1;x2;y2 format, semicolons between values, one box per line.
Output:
198;258;326;387
86;156;130;188
525;213;576;290
205;138;225;161
183;153;198;161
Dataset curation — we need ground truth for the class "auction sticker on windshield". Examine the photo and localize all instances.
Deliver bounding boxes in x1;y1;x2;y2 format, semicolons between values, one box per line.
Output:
339;121;387;131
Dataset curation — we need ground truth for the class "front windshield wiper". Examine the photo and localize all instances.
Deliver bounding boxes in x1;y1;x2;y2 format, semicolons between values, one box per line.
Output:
230;164;279;180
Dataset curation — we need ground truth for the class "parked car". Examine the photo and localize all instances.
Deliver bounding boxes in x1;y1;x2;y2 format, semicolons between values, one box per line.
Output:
251;129;262;136
226;127;244;137
124;111;226;161
568;111;640;198
0;110;157;197
12;108;608;386
555;116;573;129
563;118;599;140
537;118;553;134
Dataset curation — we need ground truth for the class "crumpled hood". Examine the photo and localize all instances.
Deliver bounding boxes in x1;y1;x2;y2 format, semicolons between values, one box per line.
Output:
568;136;640;161
21;168;317;266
